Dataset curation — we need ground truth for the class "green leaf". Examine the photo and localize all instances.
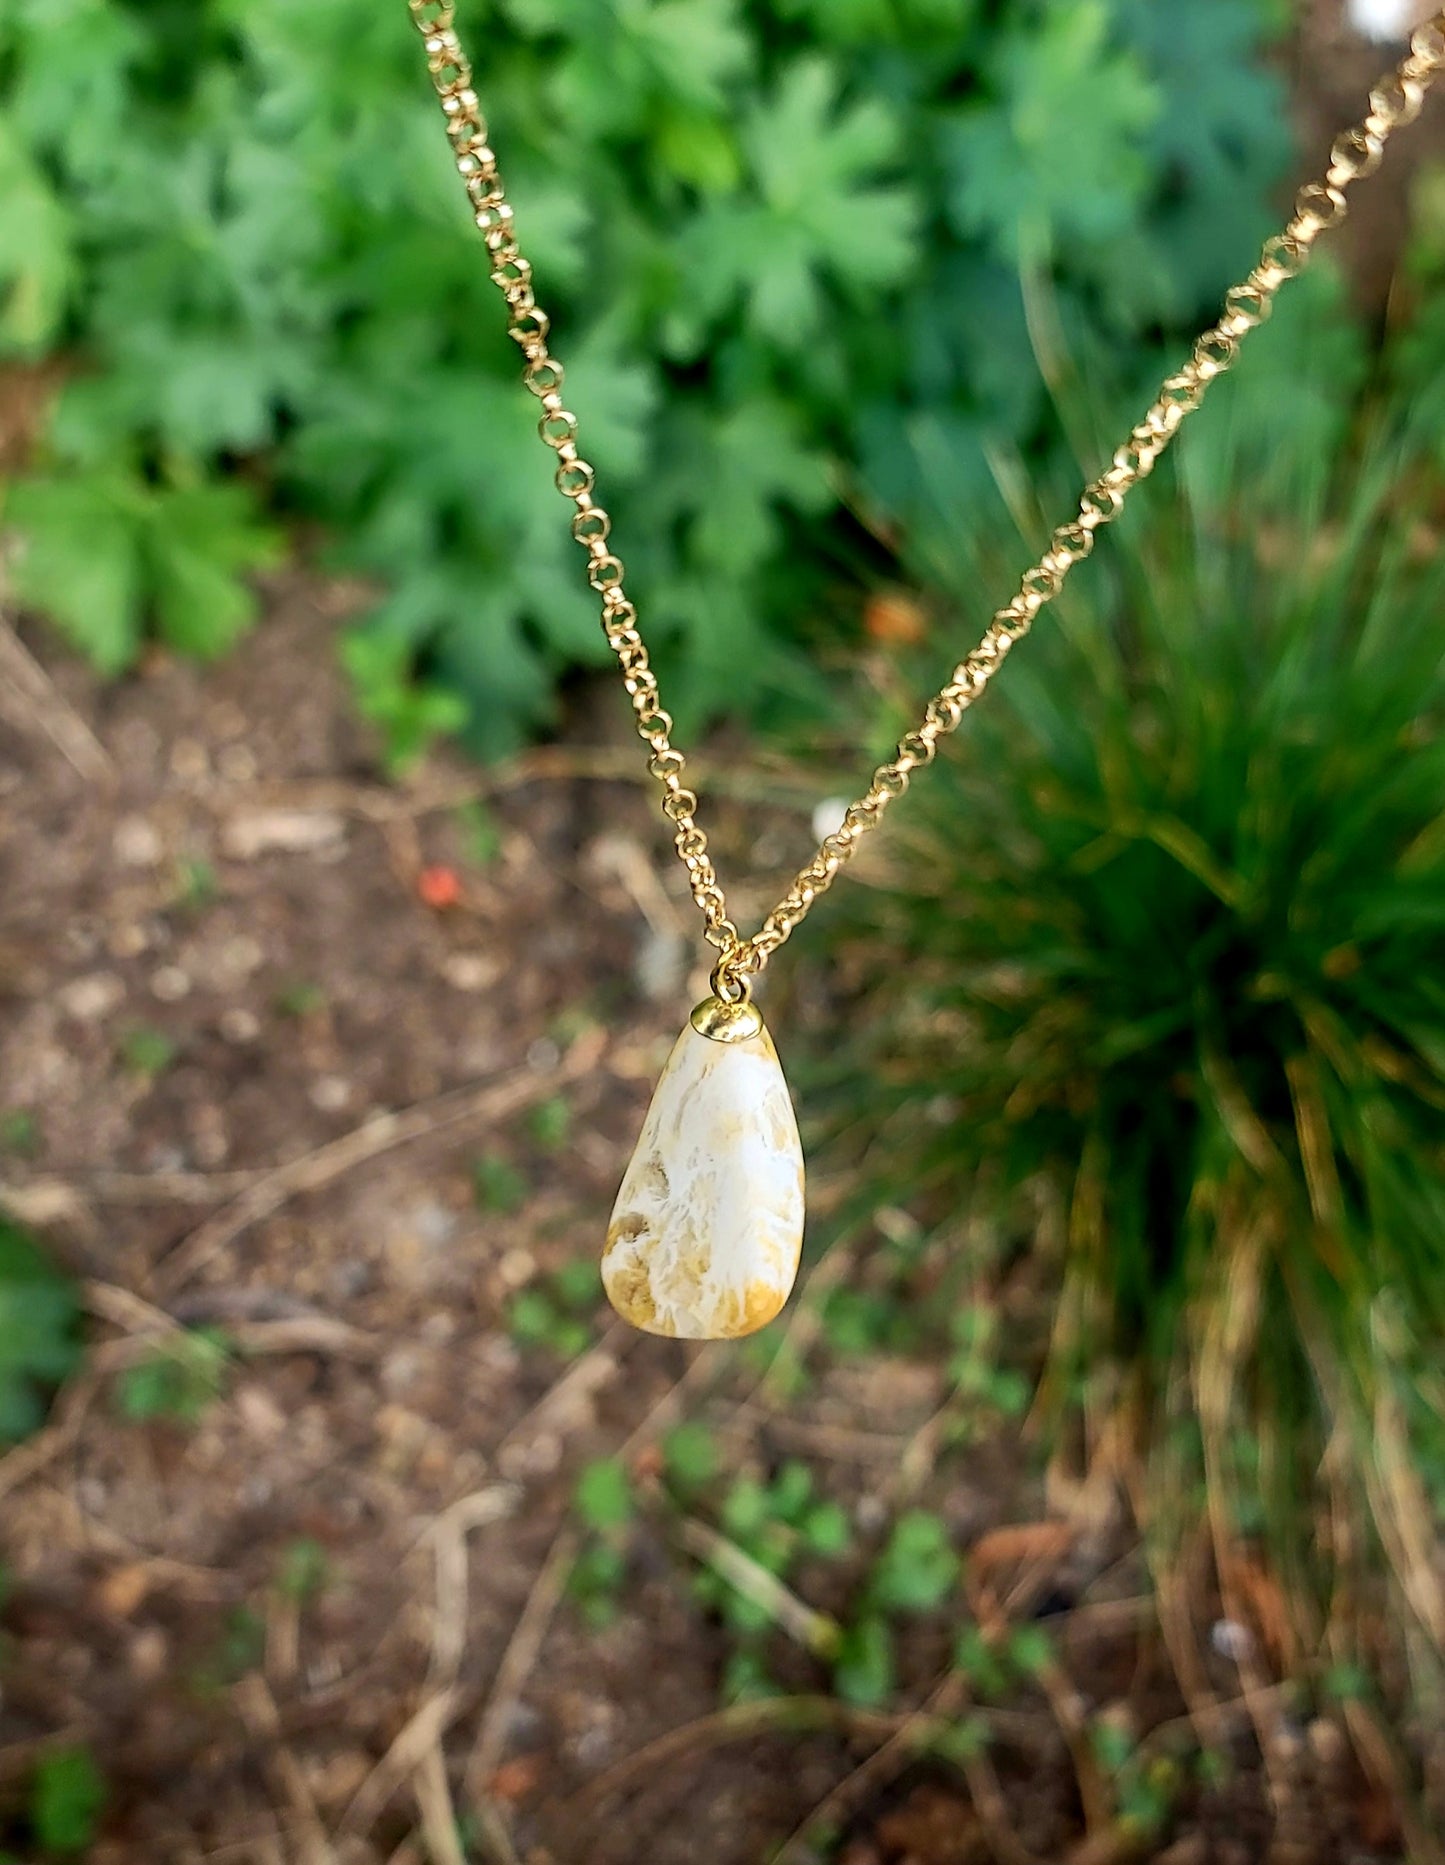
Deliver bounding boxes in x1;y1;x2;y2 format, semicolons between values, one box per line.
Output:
118;1027;178;1077
4;468;277;673
3;470;144;673
1007;1624;1055;1679
575;1457;634;1532
30;1747;106;1855
527;1095;572;1153
834;1614;894;1706
934;1712;991;1766
720;1646;778;1704
544;0;751;140
663;1422;719;1491
953;1624;1008;1698
553;1259;602;1311
1092;1718;1137;1775
801;1500;851;1558
775;0;979;42
147;482;280;659
116;1329;231;1425
871;1509;959;1613
473;1152;528;1215
721;1476;769;1540
0;1223;81;1447
0;119;75;352
1323;1661;1372;1703
677;58;920;344
276;1537;330;1603
507;1288;558;1347
945;1;1160;257
768;1460;815;1523
689;397;833;569
342;624;470;771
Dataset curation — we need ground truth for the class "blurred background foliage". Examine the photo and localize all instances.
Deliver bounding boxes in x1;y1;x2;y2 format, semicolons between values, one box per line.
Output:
0;0;1302;758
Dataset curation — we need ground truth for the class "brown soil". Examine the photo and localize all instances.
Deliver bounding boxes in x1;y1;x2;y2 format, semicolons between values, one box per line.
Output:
0;584;1432;1865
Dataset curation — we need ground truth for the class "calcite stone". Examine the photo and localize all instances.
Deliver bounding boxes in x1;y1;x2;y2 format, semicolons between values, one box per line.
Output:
602;1014;804;1340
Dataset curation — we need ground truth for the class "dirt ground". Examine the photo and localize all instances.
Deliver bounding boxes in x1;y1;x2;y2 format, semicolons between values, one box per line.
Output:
0;584;1436;1865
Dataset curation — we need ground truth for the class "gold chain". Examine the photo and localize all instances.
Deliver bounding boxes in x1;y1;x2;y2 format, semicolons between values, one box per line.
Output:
407;1;1445;999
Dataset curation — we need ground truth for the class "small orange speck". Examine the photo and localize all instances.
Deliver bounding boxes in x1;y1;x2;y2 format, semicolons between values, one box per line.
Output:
417;864;462;909
632;1443;665;1482
864;590;928;646
488;1754;544;1804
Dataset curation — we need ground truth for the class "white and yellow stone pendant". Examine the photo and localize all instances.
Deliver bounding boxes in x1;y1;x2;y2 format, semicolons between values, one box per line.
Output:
602;995;804;1340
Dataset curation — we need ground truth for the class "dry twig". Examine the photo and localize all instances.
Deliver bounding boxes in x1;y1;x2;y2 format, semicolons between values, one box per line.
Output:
413;1744;467;1865
341;1690;463;1838
0;608;116;784
464;1526;580;1807
234;1674;336;1865
421;1484;521;1686
675;1514;840;1658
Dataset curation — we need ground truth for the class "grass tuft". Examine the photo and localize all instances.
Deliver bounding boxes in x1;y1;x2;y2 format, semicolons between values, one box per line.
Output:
815;317;1445;1674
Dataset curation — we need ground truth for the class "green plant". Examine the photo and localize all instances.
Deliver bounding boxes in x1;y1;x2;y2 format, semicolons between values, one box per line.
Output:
507;1259;600;1357
1090;1719;1182;1839
174;856;219;911
3;470;280;677
815;273;1445;1666
0;0;1291;759
29;1747;106;1856
700;1462;850;1702
473;1150;528;1214
694;1460;849;1691
275;1537;331;1603
0;1111;40;1156
190;1605;267;1698
274;979;327;1019
661;1420;720;1496
835;1508;958;1705
0;1222;81;1444
117;1026;178;1078
526;1095;572;1154
944;1305;1032;1439
569;1456;635;1627
116;1327;232;1424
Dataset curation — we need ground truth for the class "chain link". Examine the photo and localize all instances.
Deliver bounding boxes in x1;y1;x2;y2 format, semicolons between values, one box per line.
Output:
408;1;1445;992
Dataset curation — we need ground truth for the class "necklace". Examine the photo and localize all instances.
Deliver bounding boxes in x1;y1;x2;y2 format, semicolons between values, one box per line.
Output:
407;2;1445;1340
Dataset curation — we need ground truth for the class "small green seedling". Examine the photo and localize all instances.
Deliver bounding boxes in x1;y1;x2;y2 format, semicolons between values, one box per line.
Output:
118;1027;178;1077
175;857;219;910
274;980;326;1018
116;1327;231;1425
0;1111;39;1156
527;1095;571;1153
694;1461;852;1666
30;1746;107;1855
871;1509;958;1613
506;1260;600;1357
473;1151;528;1214
569;1458;635;1630
662;1422;719;1497
275;1537;330;1604
0;1222;81;1444
835;1509;960;1707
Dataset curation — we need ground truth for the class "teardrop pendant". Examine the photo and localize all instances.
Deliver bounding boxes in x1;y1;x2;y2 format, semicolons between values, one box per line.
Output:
602;997;805;1340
